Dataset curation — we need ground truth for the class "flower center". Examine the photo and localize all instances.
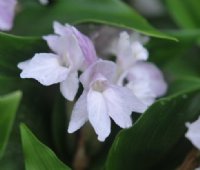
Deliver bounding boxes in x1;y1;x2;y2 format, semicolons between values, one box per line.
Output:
92;80;107;92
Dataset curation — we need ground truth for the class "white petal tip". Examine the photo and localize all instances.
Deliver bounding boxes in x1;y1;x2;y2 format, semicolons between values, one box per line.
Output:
67;126;76;133
185;122;190;128
97;136;106;142
17;63;23;70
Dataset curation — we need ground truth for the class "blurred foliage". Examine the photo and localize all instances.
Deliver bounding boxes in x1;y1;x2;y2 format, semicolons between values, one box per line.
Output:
20;124;71;170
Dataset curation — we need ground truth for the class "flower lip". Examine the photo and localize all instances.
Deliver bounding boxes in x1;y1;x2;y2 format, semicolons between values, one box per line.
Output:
90;74;108;92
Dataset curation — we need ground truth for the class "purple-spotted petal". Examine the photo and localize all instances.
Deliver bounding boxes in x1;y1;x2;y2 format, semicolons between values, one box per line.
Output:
0;0;17;31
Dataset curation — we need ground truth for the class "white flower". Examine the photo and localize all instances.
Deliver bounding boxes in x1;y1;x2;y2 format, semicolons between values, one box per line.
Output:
118;61;167;107
18;22;97;101
68;60;146;141
39;0;48;5
52;21;97;69
0;0;17;31
111;31;167;108
185;116;200;150
110;31;148;71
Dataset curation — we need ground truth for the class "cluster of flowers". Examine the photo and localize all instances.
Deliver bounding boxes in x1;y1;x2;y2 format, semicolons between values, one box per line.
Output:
0;0;48;31
18;22;167;141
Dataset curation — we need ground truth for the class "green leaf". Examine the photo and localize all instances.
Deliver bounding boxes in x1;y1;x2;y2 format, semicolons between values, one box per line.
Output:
51;93;69;160
166;29;200;43
166;0;200;29
168;76;200;95
0;32;48;77
13;0;176;40
106;82;200;170
20;123;71;170
0;91;22;158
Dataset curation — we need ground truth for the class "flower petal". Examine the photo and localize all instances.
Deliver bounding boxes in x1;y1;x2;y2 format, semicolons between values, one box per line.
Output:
103;86;146;128
60;72;79;101
80;60;116;89
114;32;148;70
0;0;17;31
185;116;200;150
128;61;167;97
53;21;97;67
17;59;31;70
68;91;88;133
72;26;97;66
126;81;156;106
43;35;68;56
104;85;147;115
19;53;69;86
53;21;70;36
87;89;111;141
44;33;84;71
66;34;85;71
117;31;133;61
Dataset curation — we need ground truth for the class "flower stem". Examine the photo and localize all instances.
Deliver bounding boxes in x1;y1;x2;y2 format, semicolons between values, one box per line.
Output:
177;148;200;170
73;129;88;170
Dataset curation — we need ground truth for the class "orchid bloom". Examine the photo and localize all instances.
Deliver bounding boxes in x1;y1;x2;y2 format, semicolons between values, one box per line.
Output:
0;0;17;31
18;22;97;101
111;31;148;72
110;31;167;107
118;61;167;106
68;60;146;141
185;116;200;150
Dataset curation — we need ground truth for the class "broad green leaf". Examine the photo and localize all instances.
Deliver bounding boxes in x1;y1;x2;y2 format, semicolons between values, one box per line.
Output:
166;0;200;29
0;84;58;170
0;32;48;77
0;91;22;158
106;82;200;170
51;93;69;161
13;0;176;40
20;123;71;170
168;77;200;95
166;30;200;43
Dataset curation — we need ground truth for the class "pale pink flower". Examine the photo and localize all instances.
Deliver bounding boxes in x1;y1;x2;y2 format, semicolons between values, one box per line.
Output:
110;31;148;71
118;61;167;107
52;21;97;69
18;22;97;101
0;0;17;31
68;60;146;141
